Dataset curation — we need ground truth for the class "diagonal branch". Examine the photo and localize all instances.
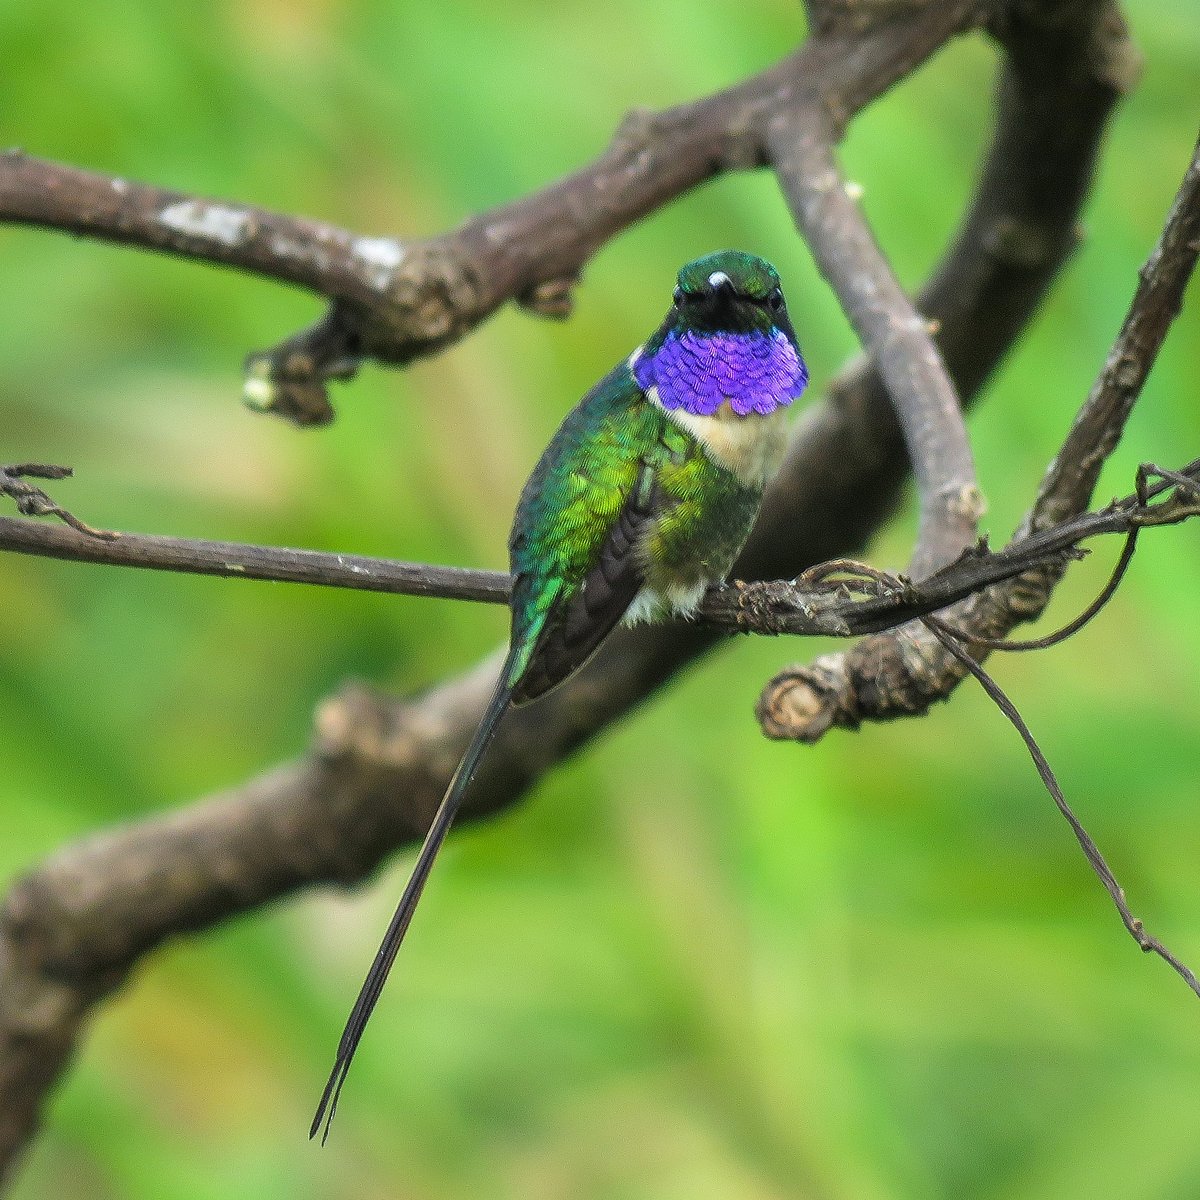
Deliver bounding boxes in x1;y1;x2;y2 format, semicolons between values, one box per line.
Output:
759;0;1148;738
0;5;986;427
768;102;983;577
1;12;989;579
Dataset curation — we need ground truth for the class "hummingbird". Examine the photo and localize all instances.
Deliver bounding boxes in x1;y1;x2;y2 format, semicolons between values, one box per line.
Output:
311;250;809;1139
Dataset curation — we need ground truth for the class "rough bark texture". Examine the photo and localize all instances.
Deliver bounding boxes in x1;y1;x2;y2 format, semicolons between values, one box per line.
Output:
759;0;1143;738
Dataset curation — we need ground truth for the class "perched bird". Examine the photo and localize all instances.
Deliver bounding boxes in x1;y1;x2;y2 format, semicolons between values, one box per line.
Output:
312;249;809;1139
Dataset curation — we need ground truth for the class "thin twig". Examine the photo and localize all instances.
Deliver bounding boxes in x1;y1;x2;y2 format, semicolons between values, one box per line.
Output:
926;529;1137;651
924;619;1200;999
0;464;115;540
938;459;1200;651
0;513;509;603
1031;128;1200;529
2;460;1199;639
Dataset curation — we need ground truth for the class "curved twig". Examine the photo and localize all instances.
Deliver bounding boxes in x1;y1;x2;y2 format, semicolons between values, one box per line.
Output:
925;620;1200;999
0;464;115;540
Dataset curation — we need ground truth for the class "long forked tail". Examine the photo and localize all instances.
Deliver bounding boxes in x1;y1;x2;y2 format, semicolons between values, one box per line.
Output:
311;665;515;1142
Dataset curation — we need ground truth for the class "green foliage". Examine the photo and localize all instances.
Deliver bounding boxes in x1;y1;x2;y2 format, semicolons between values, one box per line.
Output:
2;2;1199;1197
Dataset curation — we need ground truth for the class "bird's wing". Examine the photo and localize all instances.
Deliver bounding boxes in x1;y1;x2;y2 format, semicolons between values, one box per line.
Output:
507;363;676;703
510;465;657;702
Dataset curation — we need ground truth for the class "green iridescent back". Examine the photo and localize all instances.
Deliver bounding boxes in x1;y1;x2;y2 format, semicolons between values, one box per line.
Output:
507;360;761;698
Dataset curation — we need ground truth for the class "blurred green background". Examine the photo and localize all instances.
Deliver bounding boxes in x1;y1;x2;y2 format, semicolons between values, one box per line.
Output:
2;2;1199;1197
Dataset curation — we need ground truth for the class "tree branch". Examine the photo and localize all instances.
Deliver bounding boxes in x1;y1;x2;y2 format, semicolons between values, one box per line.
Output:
0;0;1134;1183
768;102;983;577
0;7;989;566
0;511;511;604
759;0;1148;738
0;4;986;427
761;113;1199;740
4;458;1200;641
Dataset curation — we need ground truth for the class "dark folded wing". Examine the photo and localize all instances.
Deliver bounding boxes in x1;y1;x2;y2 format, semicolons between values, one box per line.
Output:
511;473;656;703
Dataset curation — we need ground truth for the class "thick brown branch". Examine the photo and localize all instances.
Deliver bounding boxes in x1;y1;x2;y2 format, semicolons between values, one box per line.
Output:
0;7;986;426
762;115;1198;740
760;0;1144;739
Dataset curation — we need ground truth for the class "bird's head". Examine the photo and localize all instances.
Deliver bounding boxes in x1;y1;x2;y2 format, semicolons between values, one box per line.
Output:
671;251;790;335
633;251;808;418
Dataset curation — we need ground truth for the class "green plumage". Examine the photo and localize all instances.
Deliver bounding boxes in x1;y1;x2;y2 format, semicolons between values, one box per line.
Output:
507;359;761;696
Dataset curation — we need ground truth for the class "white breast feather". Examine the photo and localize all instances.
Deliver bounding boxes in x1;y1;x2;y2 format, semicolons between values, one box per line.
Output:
641;384;789;487
622;349;791;622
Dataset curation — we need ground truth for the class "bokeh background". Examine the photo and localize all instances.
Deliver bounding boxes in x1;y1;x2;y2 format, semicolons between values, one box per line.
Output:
2;2;1199;1197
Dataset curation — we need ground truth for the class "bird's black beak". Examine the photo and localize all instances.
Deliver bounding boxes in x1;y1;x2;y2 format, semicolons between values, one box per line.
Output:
706;271;736;301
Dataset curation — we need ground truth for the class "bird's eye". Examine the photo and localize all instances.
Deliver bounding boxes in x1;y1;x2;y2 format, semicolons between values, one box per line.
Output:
768;289;784;311
673;286;685;307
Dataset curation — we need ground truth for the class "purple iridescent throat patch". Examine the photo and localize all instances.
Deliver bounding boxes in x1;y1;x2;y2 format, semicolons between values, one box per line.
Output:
634;329;808;417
